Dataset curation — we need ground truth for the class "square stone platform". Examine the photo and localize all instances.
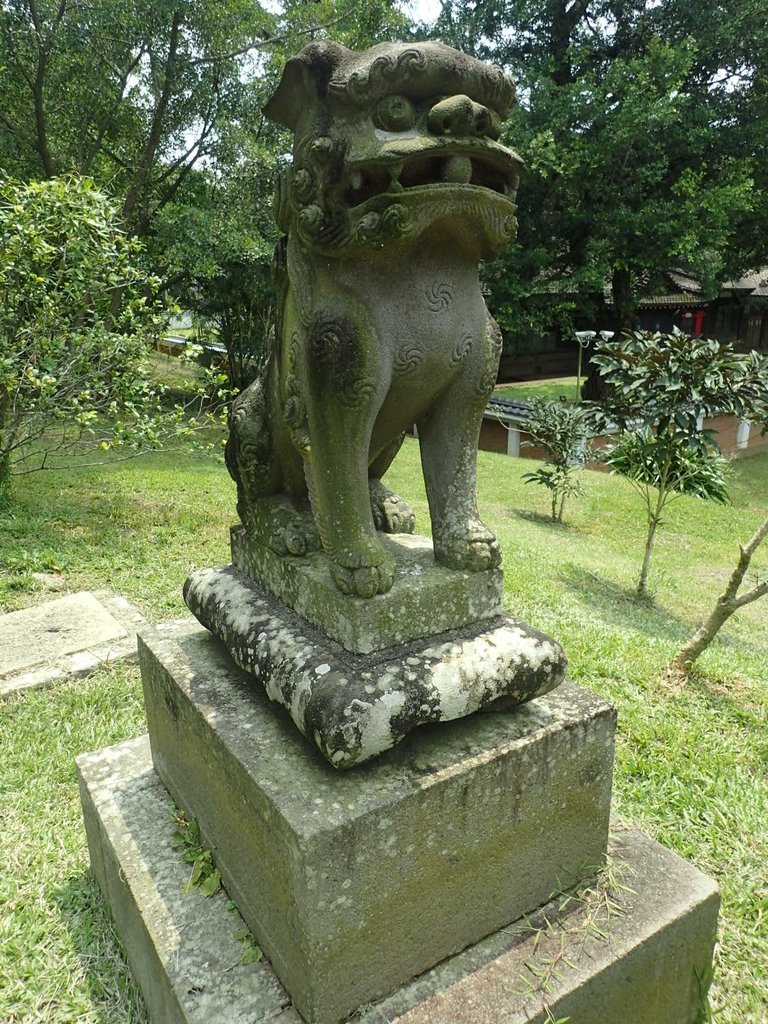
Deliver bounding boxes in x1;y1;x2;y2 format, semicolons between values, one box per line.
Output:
231;527;503;654
77;734;720;1024
139;619;614;1024
1;589;143;697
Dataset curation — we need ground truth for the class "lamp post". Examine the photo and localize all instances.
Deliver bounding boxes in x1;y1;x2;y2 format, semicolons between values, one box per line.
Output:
574;330;615;401
574;331;595;402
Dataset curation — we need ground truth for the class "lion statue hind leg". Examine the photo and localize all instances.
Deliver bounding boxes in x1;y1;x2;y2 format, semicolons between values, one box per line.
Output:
226;380;320;557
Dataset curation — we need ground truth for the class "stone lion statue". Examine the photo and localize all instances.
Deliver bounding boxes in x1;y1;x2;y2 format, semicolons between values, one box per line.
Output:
225;40;522;599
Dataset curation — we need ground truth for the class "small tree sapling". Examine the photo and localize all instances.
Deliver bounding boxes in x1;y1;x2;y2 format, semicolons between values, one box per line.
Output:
589;329;767;597
521;398;590;523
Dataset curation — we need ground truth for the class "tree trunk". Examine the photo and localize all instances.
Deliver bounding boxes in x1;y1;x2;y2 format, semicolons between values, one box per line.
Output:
637;514;659;596
0;393;12;490
548;0;590;86
671;601;736;672
610;266;634;330
582;266;634;401
121;10;182;229
671;516;768;674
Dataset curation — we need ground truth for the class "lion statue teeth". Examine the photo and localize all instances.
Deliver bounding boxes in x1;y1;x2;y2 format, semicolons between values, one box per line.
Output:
225;40;523;599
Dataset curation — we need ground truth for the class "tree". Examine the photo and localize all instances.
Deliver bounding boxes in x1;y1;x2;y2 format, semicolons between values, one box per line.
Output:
0;175;201;489
432;1;768;364
0;0;276;234
155;156;279;392
589;328;768;596
670;515;768;677
0;0;413;410
603;428;730;596
0;0;410;221
521;398;590;523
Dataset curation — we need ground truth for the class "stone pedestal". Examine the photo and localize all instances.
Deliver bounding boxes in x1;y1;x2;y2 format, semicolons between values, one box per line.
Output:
182;564;567;768
77;606;719;1024
230;527;504;655
78;733;720;1024
138;619;615;1024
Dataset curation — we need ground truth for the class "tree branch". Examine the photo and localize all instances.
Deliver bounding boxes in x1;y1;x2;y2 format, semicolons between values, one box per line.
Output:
121;9;182;228
719;516;768;605
26;0;70;176
0;109;38;149
733;578;768;610
80;45;147;173
154;118;214;187
190;15;348;65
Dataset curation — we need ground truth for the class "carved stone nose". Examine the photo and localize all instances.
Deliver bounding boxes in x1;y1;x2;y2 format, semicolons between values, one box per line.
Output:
427;95;494;138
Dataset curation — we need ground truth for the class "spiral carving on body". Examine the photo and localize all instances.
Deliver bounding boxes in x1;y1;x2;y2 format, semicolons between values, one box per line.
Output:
395;346;425;375
451;334;474;366
426;283;452;313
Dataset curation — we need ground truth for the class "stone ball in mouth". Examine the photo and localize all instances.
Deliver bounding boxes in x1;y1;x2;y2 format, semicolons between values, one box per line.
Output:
441;154;473;185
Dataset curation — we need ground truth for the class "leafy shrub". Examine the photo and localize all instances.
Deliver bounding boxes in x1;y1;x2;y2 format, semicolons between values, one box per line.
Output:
0;175;219;490
589;328;767;595
521;398;590;522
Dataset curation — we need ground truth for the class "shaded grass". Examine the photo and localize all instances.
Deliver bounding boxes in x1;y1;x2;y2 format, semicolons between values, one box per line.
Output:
146;350;201;389
0;448;233;617
1;439;767;1021
0;664;149;1024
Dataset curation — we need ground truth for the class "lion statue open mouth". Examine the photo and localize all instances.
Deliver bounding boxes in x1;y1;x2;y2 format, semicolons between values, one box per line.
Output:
225;40;523;599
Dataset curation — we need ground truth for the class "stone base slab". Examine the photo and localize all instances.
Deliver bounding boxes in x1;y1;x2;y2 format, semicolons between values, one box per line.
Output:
1;589;144;698
77;734;719;1024
230;527;503;654
139;618;612;1024
183;565;567;767
77;735;299;1024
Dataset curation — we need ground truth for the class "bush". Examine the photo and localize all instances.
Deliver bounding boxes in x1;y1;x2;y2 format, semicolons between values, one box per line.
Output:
0;175;204;490
521;398;590;522
589;328;767;595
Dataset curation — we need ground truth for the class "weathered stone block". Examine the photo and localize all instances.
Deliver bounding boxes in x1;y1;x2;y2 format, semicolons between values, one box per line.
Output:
366;827;720;1024
77;735;718;1024
1;589;143;697
230;528;504;654
183;565;566;768
77;736;299;1024
139;619;615;1024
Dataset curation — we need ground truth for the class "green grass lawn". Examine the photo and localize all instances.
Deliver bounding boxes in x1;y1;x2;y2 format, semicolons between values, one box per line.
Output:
494;376;579;403
1;440;767;1022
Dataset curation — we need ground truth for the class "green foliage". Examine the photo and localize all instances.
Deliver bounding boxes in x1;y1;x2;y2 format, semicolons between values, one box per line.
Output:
603;430;731;503
522;463;586;524
0;0;409;366
543;1012;571;1024
171;806;221;898
235;929;264;966
435;1;768;342
161;159;279;392
592;328;768;444
521;399;590;522
0;0;277;222
590;328;768;594
0;175;206;487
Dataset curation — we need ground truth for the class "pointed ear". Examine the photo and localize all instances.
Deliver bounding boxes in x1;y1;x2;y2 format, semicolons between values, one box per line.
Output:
263;58;311;130
263;42;349;131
